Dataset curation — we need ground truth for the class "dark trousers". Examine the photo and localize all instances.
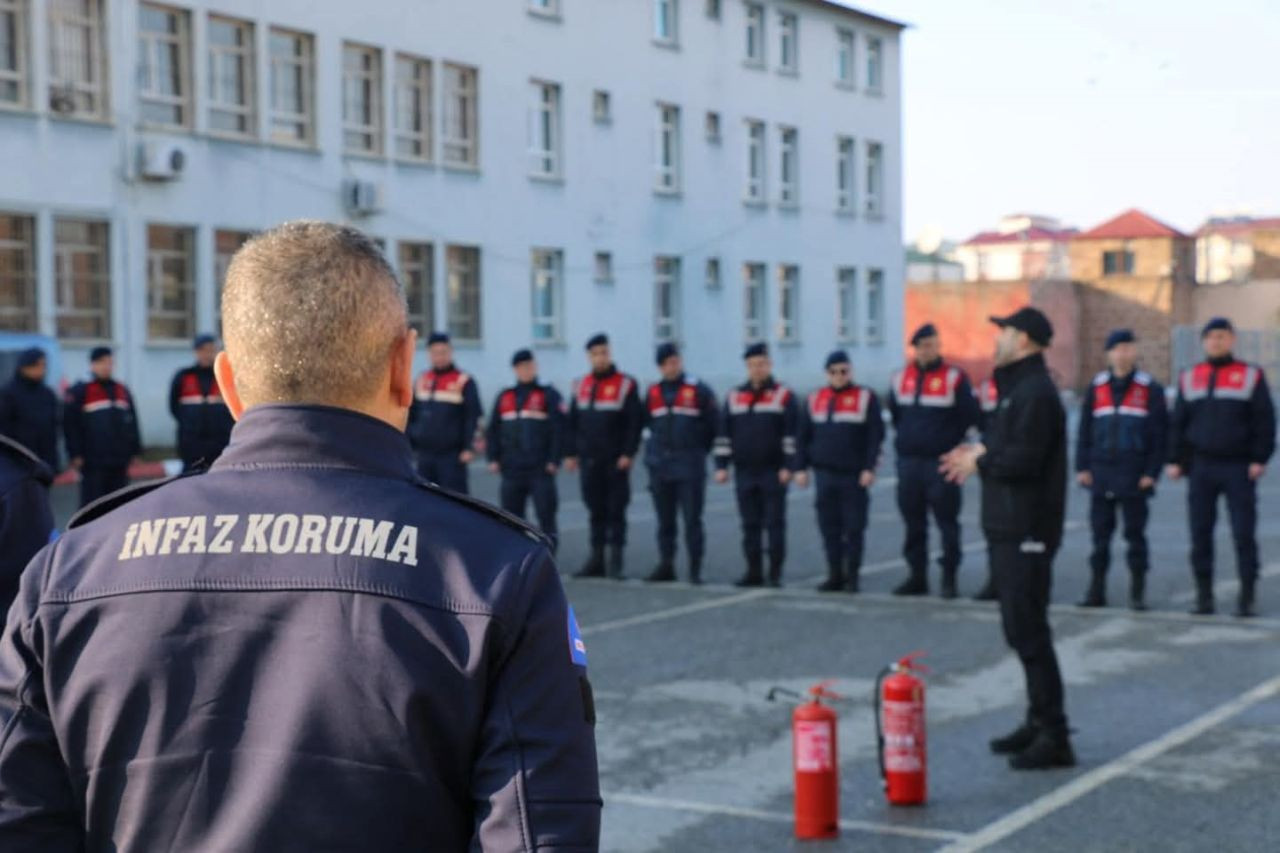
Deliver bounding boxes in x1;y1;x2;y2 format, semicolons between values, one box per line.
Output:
990;541;1067;733
580;457;631;550
897;456;962;578
1188;458;1258;585
1089;491;1150;576
80;465;130;508
418;452;469;494
735;468;787;565
650;474;706;565
500;469;558;549
814;468;870;569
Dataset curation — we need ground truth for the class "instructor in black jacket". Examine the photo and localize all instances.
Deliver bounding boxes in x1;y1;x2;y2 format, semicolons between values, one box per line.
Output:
941;307;1074;771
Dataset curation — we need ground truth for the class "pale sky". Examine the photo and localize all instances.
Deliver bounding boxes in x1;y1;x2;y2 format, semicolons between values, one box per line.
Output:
849;0;1280;243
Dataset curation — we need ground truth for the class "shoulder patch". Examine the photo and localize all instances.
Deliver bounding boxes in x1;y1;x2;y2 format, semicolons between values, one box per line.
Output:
68;470;202;529
413;479;551;546
0;435;53;486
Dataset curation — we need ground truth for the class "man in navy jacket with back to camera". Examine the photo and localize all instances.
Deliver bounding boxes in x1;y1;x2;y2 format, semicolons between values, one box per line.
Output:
1075;329;1166;611
0;222;600;851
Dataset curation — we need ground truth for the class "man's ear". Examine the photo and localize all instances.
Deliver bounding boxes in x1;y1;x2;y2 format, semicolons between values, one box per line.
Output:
391;329;418;409
214;351;246;421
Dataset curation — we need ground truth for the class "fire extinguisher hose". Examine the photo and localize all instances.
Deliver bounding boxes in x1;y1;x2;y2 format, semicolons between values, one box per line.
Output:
873;664;894;792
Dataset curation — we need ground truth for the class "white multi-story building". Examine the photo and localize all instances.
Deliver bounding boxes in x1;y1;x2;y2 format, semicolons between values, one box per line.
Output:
0;0;904;445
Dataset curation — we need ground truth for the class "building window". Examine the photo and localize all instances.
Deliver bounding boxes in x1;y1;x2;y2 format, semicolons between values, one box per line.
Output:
654;0;678;45
342;43;382;155
745;118;765;203
531;249;564;343
836;28;854;85
214;229;252;336
836;136;855;213
778;12;798;74
446;244;481;341
866;35;883;92
705;110;720;143
146;224;194;341
442;62;479;168
593;89;611;123
268;28;314;146
744;2;765;66
1102;250;1135;276
528;0;560;17
705;0;721;19
594;251;613;283
865;140;883;217
866;267;884;343
0;0;28;109
743;262;765;341
529;80;562;178
54;218;109;340
836;266;857;342
779;126;798;206
208;15;254;137
0;214;35;332
777;264;799;342
654;102;681;193
399;242;434;336
705;257;721;289
654;255;680;342
48;0;108;119
138;4;192;129
394;54;432;161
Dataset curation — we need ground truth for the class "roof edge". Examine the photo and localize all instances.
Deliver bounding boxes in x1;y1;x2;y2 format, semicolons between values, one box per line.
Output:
800;0;910;30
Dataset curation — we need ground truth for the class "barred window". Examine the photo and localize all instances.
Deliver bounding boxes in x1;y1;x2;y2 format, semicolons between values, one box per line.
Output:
54;217;110;340
0;213;36;331
147;224;195;341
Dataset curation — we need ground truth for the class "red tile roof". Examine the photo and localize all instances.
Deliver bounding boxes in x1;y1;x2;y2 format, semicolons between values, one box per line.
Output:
1195;216;1280;238
961;227;1078;247
1075;209;1188;240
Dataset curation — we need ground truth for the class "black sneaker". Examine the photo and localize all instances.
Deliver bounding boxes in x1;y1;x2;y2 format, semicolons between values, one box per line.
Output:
646;563;676;583
844;574;860;594
1009;731;1076;770
607;547;625;580
989;723;1038;755
1235;590;1257;618
688;562;703;586
892;577;929;597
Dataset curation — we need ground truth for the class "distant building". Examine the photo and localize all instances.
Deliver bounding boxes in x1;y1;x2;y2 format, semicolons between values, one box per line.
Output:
1194;216;1280;284
954;214;1076;282
905;247;963;282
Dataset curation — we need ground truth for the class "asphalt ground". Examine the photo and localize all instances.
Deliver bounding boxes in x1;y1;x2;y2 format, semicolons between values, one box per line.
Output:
48;446;1280;852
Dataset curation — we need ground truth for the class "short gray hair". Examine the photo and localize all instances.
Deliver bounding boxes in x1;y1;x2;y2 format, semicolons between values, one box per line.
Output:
221;221;407;407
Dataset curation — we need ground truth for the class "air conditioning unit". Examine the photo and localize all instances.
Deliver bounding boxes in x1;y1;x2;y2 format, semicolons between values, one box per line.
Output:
343;179;384;217
138;142;187;181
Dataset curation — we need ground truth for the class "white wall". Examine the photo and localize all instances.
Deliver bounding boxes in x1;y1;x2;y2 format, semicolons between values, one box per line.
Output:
0;0;904;446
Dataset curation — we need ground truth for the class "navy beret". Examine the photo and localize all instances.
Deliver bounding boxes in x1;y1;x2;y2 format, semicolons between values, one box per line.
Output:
825;349;851;368
1104;328;1135;351
17;347;45;368
89;346;113;362
1201;317;1234;338
585;333;609;350
193;333;217;349
743;342;768;360
910;323;938;345
511;348;534;366
655;342;679;365
427;332;451;346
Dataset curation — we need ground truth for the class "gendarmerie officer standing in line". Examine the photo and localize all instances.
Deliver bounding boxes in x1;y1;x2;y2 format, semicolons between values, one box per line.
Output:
888;323;980;599
942;307;1074;771
63;346;142;507
0;222;600;849
407;331;483;494
168;334;235;472
644;343;717;584
487;349;566;549
1075;329;1166;611
714;343;800;588
0;346;60;472
1167;317;1276;617
796;350;884;593
566;333;643;580
0;434;54;616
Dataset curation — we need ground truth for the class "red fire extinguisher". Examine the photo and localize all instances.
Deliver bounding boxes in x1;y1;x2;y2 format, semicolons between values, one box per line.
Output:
769;681;842;840
875;652;928;806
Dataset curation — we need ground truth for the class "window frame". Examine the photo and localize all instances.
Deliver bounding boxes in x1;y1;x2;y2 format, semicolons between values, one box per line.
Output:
527;0;561;19
138;3;193;130
653;0;679;47
654;102;682;194
1102;249;1135;276
268;27;316;147
836;135;856;214
777;264;800;342
0;213;36;332
207;14;256;138
866;267;884;344
398;241;435;337
145;223;196;343
744;118;766;204
742;261;766;342
0;0;29;110
744;2;765;67
442;62;479;169
48;0;109;120
653;255;681;342
864;140;883;218
705;0;722;20
530;248;564;344
592;89;611;124
778;125;799;207
865;34;883;94
777;10;798;74
445;244;482;342
53;216;111;341
528;79;562;179
835;27;855;87
705;110;721;143
836;266;858;343
342;42;384;156
705;256;721;289
393;53;433;162
594;251;614;284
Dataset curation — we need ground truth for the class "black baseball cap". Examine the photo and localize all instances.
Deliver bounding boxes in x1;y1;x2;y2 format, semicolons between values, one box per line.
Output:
989;307;1053;347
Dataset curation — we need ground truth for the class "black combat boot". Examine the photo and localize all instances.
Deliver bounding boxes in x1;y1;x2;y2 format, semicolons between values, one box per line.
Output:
574;548;605;579
1077;571;1106;608
734;555;764;587
940;568;959;600
607;546;625;580
989;721;1038;755
1189;578;1215;615
1009;729;1076;770
892;570;928;596
1129;572;1147;611
646;562;676;583
766;555;784;588
1235;579;1256;618
817;558;844;593
688;560;703;586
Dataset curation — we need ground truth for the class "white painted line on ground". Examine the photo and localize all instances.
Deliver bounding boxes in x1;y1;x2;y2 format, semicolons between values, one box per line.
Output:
938;672;1280;853
605;791;967;843
1169;563;1280;603
581;589;771;636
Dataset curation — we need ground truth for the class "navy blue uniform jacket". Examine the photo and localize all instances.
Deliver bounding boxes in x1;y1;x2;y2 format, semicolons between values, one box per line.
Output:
1169;356;1276;467
713;378;801;472
1075;370;1167;496
0;372;61;471
487;381;567;472
797;384;884;474
567;367;644;462
0;405;601;851
408;365;484;456
0;435;54;617
168;364;235;467
888;360;979;458
643;374;717;481
63;378;141;468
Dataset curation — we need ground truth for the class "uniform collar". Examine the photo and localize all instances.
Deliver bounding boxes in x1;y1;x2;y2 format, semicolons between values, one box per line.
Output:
592;365;618;379
212;404;416;481
1207;354;1235;368
742;376;776;392
914;358;943;374
431;363;457;375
